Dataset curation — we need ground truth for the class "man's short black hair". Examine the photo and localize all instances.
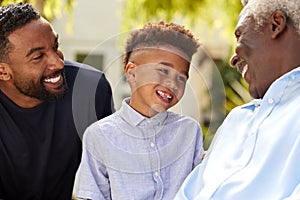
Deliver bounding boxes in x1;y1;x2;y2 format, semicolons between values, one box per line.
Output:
0;3;40;61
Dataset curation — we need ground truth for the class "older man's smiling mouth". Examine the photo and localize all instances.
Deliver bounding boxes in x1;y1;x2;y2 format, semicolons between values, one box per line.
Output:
241;64;248;78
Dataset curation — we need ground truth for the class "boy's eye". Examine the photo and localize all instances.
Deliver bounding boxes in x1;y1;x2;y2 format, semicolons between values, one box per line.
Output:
158;68;168;74
177;75;187;83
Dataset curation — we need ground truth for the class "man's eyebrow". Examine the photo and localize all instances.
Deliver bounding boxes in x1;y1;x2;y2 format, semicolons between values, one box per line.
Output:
25;47;44;57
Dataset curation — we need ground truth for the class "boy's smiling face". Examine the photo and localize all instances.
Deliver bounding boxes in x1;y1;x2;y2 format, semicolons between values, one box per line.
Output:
125;46;190;117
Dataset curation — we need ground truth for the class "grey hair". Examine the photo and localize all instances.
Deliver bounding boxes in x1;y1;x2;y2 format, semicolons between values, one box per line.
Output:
241;0;248;6
242;0;300;36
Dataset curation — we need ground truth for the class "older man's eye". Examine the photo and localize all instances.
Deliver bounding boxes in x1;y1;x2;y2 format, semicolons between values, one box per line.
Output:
33;54;44;60
235;29;241;41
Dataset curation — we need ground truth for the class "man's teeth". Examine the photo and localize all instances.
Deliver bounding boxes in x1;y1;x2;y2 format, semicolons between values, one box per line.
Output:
44;75;61;83
157;90;173;100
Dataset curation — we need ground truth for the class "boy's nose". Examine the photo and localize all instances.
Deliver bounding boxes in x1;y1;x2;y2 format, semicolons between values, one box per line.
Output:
165;78;178;91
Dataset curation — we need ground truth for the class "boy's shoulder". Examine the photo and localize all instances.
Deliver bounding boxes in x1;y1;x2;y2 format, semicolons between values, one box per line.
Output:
83;113;117;141
92;112;117;128
166;111;199;123
166;111;201;129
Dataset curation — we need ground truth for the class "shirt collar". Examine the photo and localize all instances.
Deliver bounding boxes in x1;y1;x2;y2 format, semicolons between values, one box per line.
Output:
241;66;300;110
241;99;261;110
119;97;168;127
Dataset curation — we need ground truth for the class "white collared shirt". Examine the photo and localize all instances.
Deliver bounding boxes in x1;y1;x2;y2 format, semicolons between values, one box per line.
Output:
175;67;300;200
75;98;204;200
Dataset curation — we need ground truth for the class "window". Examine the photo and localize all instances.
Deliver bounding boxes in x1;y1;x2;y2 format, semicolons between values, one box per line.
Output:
76;53;104;71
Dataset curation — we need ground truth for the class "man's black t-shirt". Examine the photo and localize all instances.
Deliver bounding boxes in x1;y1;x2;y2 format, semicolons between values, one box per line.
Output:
0;60;114;200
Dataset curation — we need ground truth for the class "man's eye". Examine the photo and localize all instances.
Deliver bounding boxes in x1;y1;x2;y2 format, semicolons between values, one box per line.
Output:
54;43;59;52
235;30;241;41
33;54;44;60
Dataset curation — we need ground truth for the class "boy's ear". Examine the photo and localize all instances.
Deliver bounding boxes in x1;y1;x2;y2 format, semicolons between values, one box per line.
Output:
0;63;12;81
125;62;136;81
271;10;287;39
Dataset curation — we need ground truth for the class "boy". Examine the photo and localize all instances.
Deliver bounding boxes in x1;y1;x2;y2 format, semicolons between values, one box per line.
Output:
75;21;203;200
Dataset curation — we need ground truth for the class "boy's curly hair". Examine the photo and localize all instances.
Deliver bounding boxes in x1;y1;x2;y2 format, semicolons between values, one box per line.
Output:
123;21;200;68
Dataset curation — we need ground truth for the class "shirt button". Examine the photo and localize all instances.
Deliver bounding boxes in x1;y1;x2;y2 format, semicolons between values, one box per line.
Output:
154;171;160;177
150;142;155;147
268;98;274;104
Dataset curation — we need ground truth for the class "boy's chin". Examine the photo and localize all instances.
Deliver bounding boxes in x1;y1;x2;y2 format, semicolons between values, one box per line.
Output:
149;104;167;115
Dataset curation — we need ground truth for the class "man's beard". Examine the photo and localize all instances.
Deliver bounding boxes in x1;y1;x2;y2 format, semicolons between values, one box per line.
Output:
14;70;68;102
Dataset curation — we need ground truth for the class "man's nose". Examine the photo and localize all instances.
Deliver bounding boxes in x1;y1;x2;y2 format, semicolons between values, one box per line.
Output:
47;51;64;70
230;53;239;67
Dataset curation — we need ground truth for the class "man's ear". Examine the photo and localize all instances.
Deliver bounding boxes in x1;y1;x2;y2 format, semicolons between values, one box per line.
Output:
271;10;287;39
0;63;12;81
125;62;136;82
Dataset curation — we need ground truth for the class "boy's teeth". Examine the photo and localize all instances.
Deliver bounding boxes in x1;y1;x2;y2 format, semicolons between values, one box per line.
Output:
157;90;172;99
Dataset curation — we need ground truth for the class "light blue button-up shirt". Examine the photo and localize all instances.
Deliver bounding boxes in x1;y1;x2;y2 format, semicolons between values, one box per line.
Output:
174;67;300;200
75;98;203;200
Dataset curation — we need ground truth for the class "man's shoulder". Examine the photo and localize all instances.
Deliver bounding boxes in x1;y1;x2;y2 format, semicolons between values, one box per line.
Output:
63;59;109;89
64;59;103;74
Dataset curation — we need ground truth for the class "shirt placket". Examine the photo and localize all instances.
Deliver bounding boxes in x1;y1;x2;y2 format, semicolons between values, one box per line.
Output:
146;120;164;200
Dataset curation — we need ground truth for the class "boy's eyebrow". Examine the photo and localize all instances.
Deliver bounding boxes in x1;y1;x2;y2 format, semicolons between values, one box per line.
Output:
159;61;173;67
25;34;59;58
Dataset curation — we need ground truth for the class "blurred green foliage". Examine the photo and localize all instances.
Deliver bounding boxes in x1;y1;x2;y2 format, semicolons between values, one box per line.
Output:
0;0;74;21
216;60;251;114
121;0;243;44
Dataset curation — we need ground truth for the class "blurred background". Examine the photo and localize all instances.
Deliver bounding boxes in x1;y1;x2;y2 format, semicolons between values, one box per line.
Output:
1;0;252;149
